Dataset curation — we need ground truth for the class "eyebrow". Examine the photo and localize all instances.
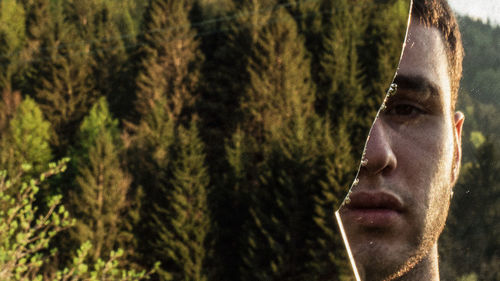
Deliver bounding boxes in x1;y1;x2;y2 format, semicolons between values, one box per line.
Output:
393;74;441;99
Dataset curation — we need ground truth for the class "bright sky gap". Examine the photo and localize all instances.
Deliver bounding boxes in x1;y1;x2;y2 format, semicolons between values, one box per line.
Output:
448;0;500;26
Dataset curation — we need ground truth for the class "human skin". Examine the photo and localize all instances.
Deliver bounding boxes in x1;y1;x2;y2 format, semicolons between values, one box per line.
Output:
338;20;465;281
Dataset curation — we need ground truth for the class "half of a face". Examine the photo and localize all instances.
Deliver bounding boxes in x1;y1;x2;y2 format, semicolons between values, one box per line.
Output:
334;0;415;280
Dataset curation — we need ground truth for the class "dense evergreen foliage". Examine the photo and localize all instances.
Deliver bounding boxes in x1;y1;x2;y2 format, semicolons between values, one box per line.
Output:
68;97;133;264
0;0;411;280
439;17;500;281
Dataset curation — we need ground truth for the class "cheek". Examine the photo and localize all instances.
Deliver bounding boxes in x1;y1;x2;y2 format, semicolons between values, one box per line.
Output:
391;120;455;203
393;119;454;169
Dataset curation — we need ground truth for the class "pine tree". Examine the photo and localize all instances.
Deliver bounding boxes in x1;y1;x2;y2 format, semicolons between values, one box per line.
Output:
195;0;241;145
204;1;277;278
316;0;368;155
226;5;350;280
109;0;145;44
242;121;353;281
87;1;132;120
59;0;135;120
130;1;209;278
29;2;97;155
135;0;203;121
308;123;355;280
126;97;176;269
0;96;52;178
129;98;211;280
17;0;50;94
281;0;321;39
20;0;49;40
149;121;210;281
0;0;26;90
317;0;359;116
68;97;132;263
239;6;314;141
196;2;295;278
281;0;322;90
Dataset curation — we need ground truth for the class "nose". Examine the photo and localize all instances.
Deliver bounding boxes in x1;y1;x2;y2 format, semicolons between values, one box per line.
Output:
361;117;397;176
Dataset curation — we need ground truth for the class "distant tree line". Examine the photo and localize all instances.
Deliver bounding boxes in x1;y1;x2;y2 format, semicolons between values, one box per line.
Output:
439;16;500;281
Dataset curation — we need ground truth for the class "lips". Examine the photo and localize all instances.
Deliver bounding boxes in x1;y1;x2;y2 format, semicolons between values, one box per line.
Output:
345;191;404;212
342;191;405;228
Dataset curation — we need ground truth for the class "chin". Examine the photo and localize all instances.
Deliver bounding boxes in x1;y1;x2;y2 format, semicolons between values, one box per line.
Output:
353;241;408;281
354;235;438;281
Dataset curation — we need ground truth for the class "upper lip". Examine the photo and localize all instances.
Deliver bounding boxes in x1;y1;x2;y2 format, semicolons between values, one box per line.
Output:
345;191;404;212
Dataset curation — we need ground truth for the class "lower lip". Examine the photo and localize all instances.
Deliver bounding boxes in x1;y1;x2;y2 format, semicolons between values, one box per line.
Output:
343;208;401;228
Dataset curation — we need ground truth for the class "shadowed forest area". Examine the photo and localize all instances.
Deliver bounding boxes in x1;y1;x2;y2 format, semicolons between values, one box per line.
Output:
439;16;500;281
13;0;500;280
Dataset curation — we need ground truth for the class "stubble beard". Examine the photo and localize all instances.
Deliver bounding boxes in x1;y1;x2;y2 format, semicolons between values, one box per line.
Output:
357;167;453;281
382;157;453;281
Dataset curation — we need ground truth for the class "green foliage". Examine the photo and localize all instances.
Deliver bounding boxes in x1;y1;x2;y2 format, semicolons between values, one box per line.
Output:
69;97;133;264
0;88;22;135
241;121;353;280
230;5;354;280
0;0;26;88
308;123;355;280
195;2;272;275
0;159;71;281
133;99;176;171
440;140;500;281
135;0;203;120
150;121;210;281
470;68;500;105
76;97;120;159
131;2;211;278
29;2;97;153
55;240;159;281
317;0;364;128
282;0;322;83
458;273;478;281
127;98;176;272
439;17;500;281
242;6;314;139
459;16;500;106
314;0;409;160
85;0;133;119
130;99;211;280
0;158;157;280
15;0;51;94
0;97;52;177
0;0;26;53
0;1;417;279
108;0;146;41
469;131;485;149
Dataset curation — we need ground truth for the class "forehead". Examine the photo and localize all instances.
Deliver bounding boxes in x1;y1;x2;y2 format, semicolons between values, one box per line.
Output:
397;21;452;112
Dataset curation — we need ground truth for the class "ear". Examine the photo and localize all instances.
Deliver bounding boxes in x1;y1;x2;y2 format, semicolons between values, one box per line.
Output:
452;111;465;185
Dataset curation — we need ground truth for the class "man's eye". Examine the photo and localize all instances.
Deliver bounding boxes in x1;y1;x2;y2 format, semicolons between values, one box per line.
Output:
384;104;425;116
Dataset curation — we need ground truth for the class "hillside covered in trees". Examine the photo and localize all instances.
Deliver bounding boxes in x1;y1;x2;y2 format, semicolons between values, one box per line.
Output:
439;16;500;281
0;0;411;280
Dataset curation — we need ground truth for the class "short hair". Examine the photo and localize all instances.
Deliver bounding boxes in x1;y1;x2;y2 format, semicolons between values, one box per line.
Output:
411;0;463;111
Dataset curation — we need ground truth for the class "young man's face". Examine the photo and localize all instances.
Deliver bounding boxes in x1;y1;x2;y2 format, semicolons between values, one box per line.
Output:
339;21;465;280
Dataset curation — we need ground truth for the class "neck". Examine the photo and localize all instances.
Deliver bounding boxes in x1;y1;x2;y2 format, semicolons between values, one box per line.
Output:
393;244;440;281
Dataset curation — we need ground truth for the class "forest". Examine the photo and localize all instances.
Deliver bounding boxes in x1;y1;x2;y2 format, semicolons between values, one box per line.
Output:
439;16;500;281
0;0;497;280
